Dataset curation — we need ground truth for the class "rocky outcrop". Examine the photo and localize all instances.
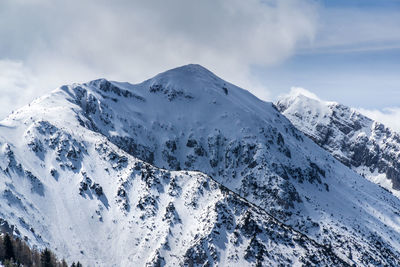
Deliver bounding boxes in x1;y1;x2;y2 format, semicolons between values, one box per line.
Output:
277;93;400;194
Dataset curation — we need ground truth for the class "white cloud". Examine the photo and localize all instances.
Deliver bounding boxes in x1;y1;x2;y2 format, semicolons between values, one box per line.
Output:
281;87;322;101
0;0;318;118
358;107;400;133
0;60;38;115
300;6;400;54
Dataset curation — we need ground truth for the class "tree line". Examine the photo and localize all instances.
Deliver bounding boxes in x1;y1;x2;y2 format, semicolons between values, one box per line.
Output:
0;233;82;267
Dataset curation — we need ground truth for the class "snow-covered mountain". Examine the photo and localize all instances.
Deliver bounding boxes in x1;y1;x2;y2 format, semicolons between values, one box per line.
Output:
0;65;399;266
276;91;400;198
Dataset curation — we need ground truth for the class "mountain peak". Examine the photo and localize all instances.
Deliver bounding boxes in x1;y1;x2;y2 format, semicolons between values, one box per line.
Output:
2;66;400;266
169;63;212;73
143;64;229;96
63;64;238;107
156;64;216;78
276;90;400;196
277;88;340;109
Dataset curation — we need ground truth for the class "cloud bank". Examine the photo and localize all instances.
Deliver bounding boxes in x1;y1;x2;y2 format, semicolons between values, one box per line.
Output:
0;0;318;118
300;4;400;54
358;107;400;133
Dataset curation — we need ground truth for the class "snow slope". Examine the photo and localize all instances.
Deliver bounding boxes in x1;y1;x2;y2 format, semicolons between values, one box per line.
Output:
277;91;400;197
0;64;399;266
0;94;345;266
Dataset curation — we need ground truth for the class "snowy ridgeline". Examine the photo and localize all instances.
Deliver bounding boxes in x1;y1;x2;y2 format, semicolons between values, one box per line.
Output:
276;92;400;197
0;64;399;266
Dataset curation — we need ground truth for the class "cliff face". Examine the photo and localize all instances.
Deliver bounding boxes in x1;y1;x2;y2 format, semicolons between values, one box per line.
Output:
277;92;400;196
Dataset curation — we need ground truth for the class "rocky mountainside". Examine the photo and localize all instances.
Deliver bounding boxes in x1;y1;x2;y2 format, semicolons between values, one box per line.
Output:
0;65;399;266
276;91;400;197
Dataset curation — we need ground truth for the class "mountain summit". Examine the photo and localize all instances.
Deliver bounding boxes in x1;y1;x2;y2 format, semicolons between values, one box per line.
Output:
277;90;400;197
0;65;399;266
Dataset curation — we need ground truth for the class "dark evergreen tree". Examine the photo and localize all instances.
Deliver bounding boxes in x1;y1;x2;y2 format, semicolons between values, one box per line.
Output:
71;262;76;267
76;262;83;267
3;259;18;267
40;248;53;267
3;234;14;261
0;233;77;266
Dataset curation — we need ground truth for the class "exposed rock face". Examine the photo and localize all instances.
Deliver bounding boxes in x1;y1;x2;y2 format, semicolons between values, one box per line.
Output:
276;92;400;195
0;65;399;266
0;120;349;267
65;68;327;218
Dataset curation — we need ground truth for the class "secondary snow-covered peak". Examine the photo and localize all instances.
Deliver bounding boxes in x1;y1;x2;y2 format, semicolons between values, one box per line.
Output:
276;90;335;137
277;89;373;134
277;90;400;196
277;88;337;113
279;87;329;107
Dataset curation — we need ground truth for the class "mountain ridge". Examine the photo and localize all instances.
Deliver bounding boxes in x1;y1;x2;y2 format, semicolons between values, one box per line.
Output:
0;65;399;266
276;90;400;197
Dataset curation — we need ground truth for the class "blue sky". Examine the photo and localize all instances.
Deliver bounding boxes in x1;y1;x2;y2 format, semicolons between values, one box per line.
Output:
257;48;400;109
318;0;400;8
257;0;400;108
0;0;399;128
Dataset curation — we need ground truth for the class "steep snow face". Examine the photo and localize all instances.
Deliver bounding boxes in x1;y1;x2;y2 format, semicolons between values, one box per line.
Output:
0;109;346;266
63;65;314;217
276;92;400;197
0;64;400;265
